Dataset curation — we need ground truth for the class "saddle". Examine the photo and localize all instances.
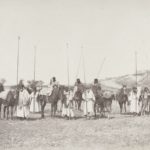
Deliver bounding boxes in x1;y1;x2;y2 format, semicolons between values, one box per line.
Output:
103;91;112;99
0;90;10;100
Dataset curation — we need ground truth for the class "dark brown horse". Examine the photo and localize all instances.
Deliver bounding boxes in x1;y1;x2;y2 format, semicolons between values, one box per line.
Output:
94;91;115;118
0;90;17;119
116;92;128;114
73;91;83;110
37;86;65;118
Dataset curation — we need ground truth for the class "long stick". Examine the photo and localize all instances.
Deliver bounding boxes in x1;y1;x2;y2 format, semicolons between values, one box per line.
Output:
34;46;37;81
76;51;82;79
135;51;138;88
97;57;106;79
135;51;138;113
17;36;20;85
66;43;71;119
82;46;86;84
81;46;87;117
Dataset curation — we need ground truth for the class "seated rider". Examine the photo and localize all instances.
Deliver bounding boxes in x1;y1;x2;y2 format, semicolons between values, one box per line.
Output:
73;78;84;96
49;77;59;95
120;84;127;93
0;79;5;93
120;84;128;99
92;78;102;98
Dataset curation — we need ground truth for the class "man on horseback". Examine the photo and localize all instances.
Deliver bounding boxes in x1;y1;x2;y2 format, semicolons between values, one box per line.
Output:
0;79;5;93
92;78;102;98
120;85;128;97
49;77;59;96
73;78;84;110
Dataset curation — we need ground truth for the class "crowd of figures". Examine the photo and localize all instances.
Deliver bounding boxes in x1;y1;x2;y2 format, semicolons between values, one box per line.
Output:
0;77;150;120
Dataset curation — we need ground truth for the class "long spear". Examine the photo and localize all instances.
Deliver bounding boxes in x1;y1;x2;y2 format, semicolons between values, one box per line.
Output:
135;51;138;88
17;36;20;86
97;57;106;79
66;43;71;119
34;46;37;81
75;51;82;79
135;51;138;113
66;43;70;89
81;46;87;117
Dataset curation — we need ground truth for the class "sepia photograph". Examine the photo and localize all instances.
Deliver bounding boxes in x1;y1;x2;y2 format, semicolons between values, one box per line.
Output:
0;0;150;150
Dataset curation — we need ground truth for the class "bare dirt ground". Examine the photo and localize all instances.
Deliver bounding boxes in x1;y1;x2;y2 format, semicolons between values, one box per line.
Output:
0;101;150;150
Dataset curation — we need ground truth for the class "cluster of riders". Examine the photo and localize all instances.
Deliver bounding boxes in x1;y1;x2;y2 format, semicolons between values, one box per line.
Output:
0;77;150;120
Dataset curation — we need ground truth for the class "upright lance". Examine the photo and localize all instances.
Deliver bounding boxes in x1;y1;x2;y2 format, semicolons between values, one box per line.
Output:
81;46;88;116
135;51;138;89
97;57;106;79
17;36;20;86
66;43;71;119
66;43;70;90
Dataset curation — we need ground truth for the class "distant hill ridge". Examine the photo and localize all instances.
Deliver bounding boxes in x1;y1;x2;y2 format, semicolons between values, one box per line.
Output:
100;70;150;91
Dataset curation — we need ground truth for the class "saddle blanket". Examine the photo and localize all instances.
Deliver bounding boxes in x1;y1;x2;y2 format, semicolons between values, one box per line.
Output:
0;90;10;100
103;91;112;99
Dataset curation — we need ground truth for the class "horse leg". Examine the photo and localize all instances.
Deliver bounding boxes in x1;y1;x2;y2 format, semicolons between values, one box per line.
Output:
51;103;53;117
124;102;127;113
3;106;6;119
41;100;46;118
0;103;1;119
141;103;144;116
7;107;9;120
119;103;122;114
11;106;13;120
54;103;57;117
94;103;97;118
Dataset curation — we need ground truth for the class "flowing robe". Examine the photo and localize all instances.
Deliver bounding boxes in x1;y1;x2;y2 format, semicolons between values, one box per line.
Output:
16;89;30;118
62;91;74;117
30;92;41;113
128;90;140;113
82;90;95;116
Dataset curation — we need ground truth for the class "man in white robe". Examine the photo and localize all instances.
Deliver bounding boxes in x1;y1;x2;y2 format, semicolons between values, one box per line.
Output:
16;84;30;119
82;88;95;117
62;90;74;118
128;87;141;114
30;87;41;113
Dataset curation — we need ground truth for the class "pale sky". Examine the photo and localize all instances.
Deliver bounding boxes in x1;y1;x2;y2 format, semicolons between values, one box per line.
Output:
0;0;150;85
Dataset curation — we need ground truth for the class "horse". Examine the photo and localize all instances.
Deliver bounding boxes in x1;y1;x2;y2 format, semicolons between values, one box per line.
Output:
116;92;128;114
94;91;115;119
37;86;65;118
36;94;47;118
73;90;83;110
0;90;17;119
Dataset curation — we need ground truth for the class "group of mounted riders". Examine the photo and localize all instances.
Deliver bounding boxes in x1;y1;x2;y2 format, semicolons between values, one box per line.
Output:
0;77;150;120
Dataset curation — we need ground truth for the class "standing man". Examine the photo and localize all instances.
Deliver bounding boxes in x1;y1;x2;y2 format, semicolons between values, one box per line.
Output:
128;86;140;115
16;80;30;119
82;87;95;118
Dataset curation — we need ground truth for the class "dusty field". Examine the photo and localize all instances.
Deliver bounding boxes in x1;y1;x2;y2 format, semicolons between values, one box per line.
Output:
0;101;150;150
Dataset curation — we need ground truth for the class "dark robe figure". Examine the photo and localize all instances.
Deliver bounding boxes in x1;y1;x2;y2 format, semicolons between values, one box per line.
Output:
73;78;84;110
0;83;4;93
